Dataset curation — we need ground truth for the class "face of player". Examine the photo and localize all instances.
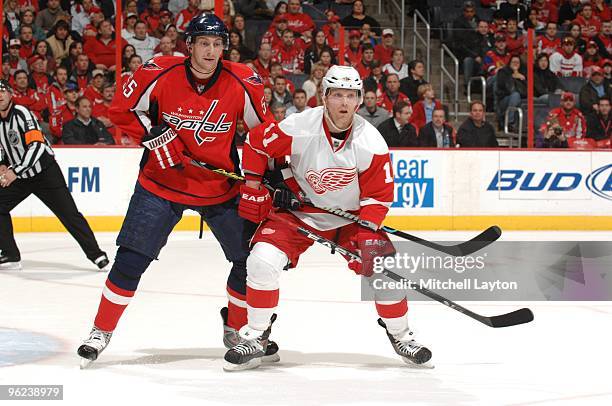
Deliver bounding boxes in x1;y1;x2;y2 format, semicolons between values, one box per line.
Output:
324;88;360;130
470;103;485;123
432;109;445;127
293;92;307;108
190;35;224;78
386;75;400;93
599;99;611;116
0;89;12;110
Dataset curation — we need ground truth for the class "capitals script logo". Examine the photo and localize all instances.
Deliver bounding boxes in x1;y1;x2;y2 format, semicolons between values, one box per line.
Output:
305;167;357;194
162;100;233;145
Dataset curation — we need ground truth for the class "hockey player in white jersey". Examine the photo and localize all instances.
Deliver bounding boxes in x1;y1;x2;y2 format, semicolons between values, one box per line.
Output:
224;65;432;371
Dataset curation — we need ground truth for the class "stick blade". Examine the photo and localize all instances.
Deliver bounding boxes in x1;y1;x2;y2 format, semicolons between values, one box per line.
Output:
455;225;502;256
485;308;534;328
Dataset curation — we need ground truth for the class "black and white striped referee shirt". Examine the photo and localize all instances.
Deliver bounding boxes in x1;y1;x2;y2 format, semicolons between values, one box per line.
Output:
0;103;54;179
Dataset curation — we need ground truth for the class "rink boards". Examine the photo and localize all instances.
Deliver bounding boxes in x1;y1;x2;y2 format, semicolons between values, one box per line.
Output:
11;147;612;232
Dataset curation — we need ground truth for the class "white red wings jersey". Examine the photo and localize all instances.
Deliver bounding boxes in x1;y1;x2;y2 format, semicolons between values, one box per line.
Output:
109;56;272;206
549;51;583;77
243;107;394;231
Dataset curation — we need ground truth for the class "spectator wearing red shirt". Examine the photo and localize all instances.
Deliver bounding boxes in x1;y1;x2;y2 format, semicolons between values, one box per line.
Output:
12;69;47;121
541;92;587;142
152;10;174;39
374;29;395;66
84;20;128;71
7;39;28;75
505;18;525;57
261;14;289;49
70;53;93;90
18;25;36;60
28;55;53;95
593;0;611;23
49;81;79;142
322;15;341;53
537;22;562;56
531;0;558;25
484;34;511;78
46;66;69;113
409;83;443;132
92;82;121;144
573;4;602;39
355;43;375;79
286;0;315;35
583;41;605;77
344;30;363;68
271;30;304;74
83;69;105;105
140;0;163;35
175;0;200;33
378;73;411;113
252;43;274;82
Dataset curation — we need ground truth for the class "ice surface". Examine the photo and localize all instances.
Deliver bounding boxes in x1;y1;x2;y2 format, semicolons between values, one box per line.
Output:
1;231;611;405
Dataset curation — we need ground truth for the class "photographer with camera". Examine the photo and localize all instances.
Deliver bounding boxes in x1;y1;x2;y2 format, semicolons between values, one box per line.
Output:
539;92;587;148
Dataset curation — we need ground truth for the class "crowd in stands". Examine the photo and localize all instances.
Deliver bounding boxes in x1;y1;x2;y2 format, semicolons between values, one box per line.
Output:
451;0;611;147
1;0;610;148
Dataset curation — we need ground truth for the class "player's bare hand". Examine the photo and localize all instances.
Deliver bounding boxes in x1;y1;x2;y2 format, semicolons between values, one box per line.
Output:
0;169;17;187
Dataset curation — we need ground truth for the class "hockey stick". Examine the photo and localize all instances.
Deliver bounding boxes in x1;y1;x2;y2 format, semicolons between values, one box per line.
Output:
189;159;501;256
267;213;534;328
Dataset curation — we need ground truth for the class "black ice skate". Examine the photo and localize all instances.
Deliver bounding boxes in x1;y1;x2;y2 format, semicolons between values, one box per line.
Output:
77;327;113;369
220;307;279;363
223;314;277;371
0;254;21;270
378;318;433;367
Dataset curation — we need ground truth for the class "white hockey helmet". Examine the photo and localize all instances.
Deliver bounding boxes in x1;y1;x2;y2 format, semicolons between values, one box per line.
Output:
322;65;363;104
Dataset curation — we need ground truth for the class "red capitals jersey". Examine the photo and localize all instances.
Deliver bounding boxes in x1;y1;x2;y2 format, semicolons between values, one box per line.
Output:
286;13;315;34
543;108;587;139
261;29;283;49
12;88;47;121
271;44;304;74
49;103;76;140
109;56;272;206
537;35;561;56
573;16;602;39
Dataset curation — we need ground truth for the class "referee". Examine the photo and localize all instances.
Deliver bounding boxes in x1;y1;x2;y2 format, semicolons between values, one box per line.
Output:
0;79;109;271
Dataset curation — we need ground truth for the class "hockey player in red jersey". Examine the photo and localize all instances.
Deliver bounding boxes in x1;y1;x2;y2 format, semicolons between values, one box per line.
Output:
223;65;432;371
77;14;279;367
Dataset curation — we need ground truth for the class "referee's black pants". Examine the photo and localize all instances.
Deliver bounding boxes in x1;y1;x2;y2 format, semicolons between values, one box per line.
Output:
0;161;104;261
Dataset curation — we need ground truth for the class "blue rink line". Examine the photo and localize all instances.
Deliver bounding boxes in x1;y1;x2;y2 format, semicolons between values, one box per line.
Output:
0;328;62;367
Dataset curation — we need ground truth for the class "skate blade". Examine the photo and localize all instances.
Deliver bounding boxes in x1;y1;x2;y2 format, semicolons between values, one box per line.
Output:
401;358;435;369
79;357;94;369
223;358;263;372
0;262;22;271
262;353;280;363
